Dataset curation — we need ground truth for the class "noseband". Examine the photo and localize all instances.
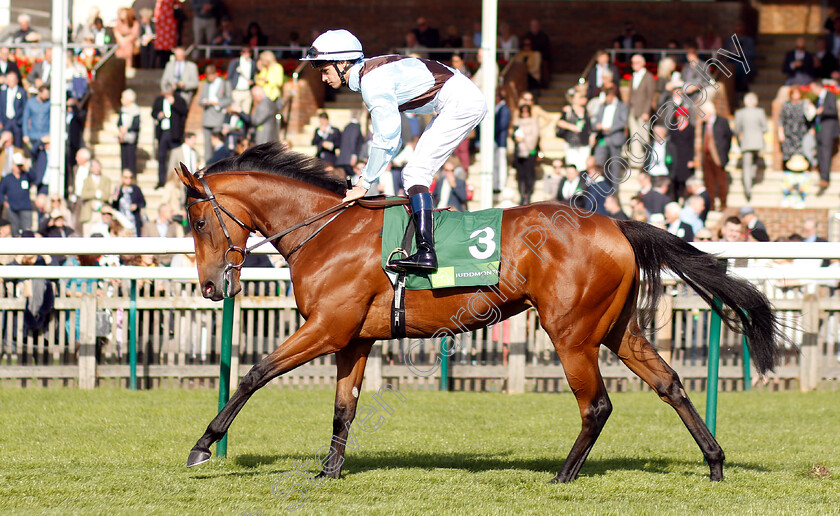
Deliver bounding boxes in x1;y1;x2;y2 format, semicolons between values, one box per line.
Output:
186;175;350;297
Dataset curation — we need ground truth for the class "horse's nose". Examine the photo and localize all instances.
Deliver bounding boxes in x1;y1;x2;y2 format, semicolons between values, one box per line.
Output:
202;281;216;299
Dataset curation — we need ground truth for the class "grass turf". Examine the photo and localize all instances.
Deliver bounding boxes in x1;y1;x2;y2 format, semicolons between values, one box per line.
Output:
0;388;837;515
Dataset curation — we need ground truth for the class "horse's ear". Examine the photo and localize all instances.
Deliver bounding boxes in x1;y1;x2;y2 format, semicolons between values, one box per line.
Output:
175;162;200;190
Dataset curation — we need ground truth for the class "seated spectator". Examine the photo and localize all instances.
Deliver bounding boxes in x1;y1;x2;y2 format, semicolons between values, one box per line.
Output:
738;206;770;242
112;170;146;237
680;195;705;235
720;216;744;244
664;202;694;241
244;22;268;48
432;158;468;211
523;19;551;87
512;37;542;95
114;7;140;76
206;131;232;165
498;22;518;61
255;50;285;104
0;151;32;234
412;17;441;48
138;8;156;69
8;14;38;46
403;32;427;58
604;194;629;220
440;25;462;49
45;194;74;228
694;227;714;242
814;37;838;79
141;203;184;266
212;17;244;57
612;21;646;62
281;31;304;59
450;53;469;77
685;177;711;223
640;172;670;216
38;209;74;243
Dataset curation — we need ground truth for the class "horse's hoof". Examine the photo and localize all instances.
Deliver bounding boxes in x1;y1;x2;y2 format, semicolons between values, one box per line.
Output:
186;448;212;467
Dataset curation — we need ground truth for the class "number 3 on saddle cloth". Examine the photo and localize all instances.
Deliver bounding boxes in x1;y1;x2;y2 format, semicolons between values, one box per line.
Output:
381;204;503;338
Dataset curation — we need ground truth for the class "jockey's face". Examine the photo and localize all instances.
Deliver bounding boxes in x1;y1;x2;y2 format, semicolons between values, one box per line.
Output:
319;62;347;89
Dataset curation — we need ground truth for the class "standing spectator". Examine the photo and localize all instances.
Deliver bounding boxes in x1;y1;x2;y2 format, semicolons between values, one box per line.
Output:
38;209;74;241
206;131;232;165
814;37;838;80
592;86;628;186
212;17;244;57
138;8;157;69
644;125;673;183
151;86;188;188
114;7;140;76
802;218;826;243
779;86;811;168
523;19;551;87
65;97;86;182
167;132;200;177
89;17;112;47
664;94;696;201
811;80;838;190
627;54;655;167
250;85;277;144
493;90;511;193
586;50;619;99
512;103;539;205
336;110;363;178
664;202;694;242
680;195;705;234
161;46;199;105
728;21;756;94
556;163;587;206
0;130;23;177
141;203;183;266
733;92;768;202
112;170;146;237
0;71;26;147
255;50;285;104
498;22;518;61
639;172;670;216
65;51;89;101
0;151;32;234
221;103;250;150
604;195;629;220
199;64;232;162
191;0;219;54
161;168;186;221
685;177;711;223
782;37;815;85
227;46;256;113
244;22;268;48
27;134;50;199
512;37;542;95
738;206;770;242
432;159;467;211
153;0;177;67
27;48;52;91
79;159;112;227
412;17;440;49
700;103;732;211
312;112;341;165
117;89;141;175
556;89;591;173
22;85;50;159
70;148;91;213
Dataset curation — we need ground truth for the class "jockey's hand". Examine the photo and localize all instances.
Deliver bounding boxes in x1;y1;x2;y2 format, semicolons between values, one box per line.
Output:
342;184;368;204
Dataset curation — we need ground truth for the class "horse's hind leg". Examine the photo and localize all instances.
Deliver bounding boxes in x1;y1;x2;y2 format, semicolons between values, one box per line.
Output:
318;339;374;479
605;321;725;481
551;346;612;483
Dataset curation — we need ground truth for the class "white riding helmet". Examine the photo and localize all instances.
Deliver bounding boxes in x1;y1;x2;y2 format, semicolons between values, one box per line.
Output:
301;29;364;64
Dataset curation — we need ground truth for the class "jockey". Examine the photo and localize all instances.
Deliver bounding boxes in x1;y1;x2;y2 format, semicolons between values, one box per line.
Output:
302;29;487;273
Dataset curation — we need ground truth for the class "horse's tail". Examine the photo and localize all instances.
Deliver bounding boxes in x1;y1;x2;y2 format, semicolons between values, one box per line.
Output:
616;219;784;375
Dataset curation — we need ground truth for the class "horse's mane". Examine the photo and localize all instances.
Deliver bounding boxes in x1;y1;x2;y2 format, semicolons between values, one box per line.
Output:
201;142;348;195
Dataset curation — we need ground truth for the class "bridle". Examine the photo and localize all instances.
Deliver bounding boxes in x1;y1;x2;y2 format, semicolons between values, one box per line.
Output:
186;175;351;297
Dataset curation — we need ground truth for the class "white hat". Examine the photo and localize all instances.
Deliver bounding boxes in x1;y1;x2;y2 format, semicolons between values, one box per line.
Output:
12;152;24;166
301;29;364;64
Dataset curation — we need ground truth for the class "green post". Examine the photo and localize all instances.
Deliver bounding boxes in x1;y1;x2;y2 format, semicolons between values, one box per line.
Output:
742;335;751;391
439;337;449;391
216;295;235;457
706;298;722;436
129;279;137;391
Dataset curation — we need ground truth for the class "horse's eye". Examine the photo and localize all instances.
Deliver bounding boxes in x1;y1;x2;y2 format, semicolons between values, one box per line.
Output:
194;220;206;231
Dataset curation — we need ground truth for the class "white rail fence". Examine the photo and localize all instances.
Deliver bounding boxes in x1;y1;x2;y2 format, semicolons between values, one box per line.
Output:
2;239;840;392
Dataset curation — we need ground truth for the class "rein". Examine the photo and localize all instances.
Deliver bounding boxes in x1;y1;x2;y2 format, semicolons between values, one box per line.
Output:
186;176;352;296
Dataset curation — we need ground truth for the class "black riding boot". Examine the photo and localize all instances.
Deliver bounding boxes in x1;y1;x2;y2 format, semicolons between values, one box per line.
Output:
388;192;437;273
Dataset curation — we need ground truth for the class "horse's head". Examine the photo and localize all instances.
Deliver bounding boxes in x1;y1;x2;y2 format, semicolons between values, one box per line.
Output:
177;164;254;301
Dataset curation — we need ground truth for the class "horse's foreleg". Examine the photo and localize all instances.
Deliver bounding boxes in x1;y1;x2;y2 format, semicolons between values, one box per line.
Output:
552;346;612;483
317;339;375;479
607;322;725;481
186;318;345;467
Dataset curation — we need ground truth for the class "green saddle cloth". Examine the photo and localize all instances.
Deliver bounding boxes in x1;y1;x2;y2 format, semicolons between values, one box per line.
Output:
381;205;503;290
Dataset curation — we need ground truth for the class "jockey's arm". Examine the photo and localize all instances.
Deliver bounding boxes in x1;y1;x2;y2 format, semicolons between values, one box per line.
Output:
358;85;402;190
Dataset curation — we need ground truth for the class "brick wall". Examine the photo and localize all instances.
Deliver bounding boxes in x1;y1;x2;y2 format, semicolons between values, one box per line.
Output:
208;1;747;73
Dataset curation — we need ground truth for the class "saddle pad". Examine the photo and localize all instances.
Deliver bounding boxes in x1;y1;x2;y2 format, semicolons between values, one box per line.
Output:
381;205;503;290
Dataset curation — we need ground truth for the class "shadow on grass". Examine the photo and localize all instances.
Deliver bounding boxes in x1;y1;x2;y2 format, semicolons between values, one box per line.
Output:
206;451;768;480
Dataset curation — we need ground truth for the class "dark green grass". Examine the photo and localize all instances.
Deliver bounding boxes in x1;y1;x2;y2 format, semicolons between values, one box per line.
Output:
0;388;837;515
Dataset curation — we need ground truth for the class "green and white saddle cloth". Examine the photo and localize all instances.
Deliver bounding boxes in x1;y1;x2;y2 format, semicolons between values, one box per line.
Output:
381;205;503;290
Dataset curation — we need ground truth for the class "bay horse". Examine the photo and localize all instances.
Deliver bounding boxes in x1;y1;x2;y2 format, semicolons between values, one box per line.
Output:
180;142;782;483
